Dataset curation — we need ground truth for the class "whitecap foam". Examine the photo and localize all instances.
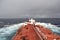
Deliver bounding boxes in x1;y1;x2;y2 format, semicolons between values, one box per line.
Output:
0;22;60;40
0;23;25;40
35;22;60;33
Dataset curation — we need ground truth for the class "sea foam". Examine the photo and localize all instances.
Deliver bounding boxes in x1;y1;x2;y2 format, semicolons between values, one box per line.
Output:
0;22;60;40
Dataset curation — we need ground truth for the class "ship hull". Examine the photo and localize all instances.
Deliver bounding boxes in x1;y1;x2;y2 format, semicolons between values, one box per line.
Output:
12;19;60;40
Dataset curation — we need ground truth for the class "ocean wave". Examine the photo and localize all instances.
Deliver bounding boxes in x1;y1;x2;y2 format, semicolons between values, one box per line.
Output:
36;22;60;33
0;23;24;40
0;22;60;40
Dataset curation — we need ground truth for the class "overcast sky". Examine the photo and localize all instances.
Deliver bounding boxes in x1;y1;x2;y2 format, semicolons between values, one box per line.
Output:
0;0;60;18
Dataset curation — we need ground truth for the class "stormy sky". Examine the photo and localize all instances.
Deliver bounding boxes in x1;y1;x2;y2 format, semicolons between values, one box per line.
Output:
0;0;60;18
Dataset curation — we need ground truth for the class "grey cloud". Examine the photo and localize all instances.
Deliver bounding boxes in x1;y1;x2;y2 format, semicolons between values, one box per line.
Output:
0;0;60;18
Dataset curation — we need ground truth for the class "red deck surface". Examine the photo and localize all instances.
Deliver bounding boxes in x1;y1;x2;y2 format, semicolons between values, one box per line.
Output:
12;23;60;40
